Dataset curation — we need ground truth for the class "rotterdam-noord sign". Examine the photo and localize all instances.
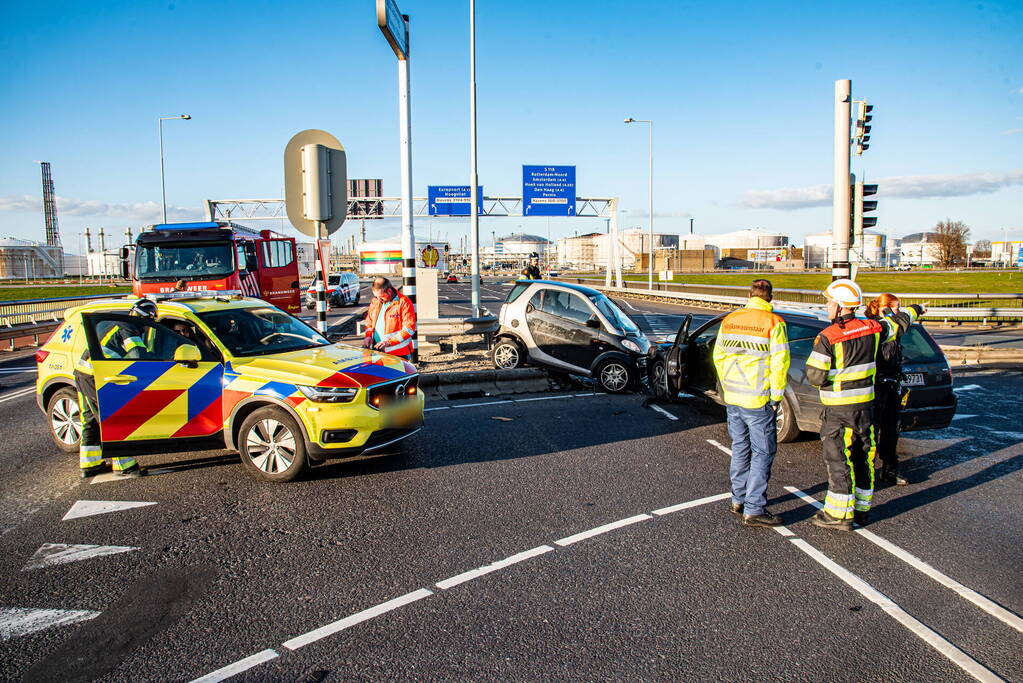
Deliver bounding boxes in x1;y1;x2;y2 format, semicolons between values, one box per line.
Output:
523;165;576;216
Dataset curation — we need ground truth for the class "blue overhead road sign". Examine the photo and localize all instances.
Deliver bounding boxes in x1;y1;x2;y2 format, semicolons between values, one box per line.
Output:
523;165;576;216
428;186;484;216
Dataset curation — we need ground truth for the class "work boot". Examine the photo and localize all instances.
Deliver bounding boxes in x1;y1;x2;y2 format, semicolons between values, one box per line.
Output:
729;502;744;516
879;468;909;486
79;462;111;479
114;464;145;479
853;510;870;527
812;510;853;532
742;511;783;528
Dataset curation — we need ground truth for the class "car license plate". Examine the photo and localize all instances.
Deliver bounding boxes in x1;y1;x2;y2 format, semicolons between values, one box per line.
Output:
903;373;925;386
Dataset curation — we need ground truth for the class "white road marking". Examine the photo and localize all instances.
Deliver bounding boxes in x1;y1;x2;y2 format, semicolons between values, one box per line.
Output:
90;468;173;484
652;492;730;516
188;649;280;683
952;414;978;421
649;404;678;421
787;537;1001;682
62;500;157;520
23;543;138;571
953;384;982;393
281;588;434;651
0;607;100;641
619;298;638;311
435;546;554;590
450;304;472;311
772;525;796;537
707;439;732;456
0;387;35;404
554;514;652;547
424;393;585;412
784;486;1023;635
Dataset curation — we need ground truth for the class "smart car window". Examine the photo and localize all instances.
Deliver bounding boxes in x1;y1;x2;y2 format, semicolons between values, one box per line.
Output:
507;283;530;303
543;291;591;324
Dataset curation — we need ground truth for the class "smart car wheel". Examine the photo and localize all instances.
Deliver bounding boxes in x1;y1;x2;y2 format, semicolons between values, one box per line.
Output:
596;359;631;393
47;386;81;454
775;394;800;443
238;406;308;482
493;339;525;369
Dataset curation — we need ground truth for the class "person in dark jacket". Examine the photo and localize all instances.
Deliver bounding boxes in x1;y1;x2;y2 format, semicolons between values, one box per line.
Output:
521;253;542;280
865;292;926;486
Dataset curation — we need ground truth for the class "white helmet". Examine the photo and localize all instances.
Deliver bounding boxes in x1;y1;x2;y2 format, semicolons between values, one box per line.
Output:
824;279;863;308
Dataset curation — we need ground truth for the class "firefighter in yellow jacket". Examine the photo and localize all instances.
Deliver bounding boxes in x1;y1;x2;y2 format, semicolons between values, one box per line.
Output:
806;279;925;530
712;279;790;528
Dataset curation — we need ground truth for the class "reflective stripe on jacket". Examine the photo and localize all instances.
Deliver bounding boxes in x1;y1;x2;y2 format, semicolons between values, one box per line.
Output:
806;305;922;406
364;291;417;356
711;297;790;409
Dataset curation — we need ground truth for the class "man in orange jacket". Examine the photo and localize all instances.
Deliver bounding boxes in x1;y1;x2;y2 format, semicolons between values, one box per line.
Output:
363;277;417;357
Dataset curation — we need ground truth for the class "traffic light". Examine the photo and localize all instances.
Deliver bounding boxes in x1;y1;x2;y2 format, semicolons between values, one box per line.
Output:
854;101;873;155
852;180;879;248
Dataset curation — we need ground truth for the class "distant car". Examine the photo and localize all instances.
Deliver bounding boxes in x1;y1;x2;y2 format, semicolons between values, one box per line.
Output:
306;272;361;309
492;280;650;393
446;274;459;283
36;295;423;482
649;309;957;442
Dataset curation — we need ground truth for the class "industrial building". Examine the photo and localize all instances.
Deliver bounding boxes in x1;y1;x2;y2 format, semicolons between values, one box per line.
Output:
899;232;942;266
555;229;679;270
0;237;83;279
992;240;1023;267
706;229;788;250
803;230;889;269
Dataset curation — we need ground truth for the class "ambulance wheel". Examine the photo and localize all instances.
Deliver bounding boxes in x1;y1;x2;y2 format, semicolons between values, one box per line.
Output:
238;406;308;482
775;395;800;444
47;386;82;454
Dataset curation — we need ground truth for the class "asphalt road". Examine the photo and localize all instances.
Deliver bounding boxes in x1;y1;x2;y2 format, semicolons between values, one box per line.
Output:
0;353;1021;680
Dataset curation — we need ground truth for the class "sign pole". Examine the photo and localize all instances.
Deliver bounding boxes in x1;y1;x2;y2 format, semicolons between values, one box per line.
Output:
315;221;328;334
469;0;481;317
397;15;418;361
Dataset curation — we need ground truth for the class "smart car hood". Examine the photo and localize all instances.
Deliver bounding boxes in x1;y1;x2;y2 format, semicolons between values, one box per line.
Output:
229;343;415;389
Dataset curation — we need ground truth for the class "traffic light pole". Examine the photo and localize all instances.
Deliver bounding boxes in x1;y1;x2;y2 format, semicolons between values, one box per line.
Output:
831;79;852;282
397;16;418;362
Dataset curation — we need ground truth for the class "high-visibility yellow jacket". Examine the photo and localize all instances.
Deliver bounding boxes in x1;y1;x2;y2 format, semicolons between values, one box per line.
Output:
712;297;790;409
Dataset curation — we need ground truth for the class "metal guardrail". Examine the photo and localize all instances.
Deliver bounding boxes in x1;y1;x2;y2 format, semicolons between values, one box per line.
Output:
0;294;128;327
557;277;1023;321
578;283;1023;324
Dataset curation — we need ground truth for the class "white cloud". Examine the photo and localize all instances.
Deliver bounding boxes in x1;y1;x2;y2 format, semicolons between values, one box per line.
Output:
739;170;1023;210
1002;128;1023;136
0;194;201;223
624;208;694;218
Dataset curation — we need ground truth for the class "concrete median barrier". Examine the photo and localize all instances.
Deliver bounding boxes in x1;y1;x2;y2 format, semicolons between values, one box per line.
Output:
942;345;1023;370
419;367;548;400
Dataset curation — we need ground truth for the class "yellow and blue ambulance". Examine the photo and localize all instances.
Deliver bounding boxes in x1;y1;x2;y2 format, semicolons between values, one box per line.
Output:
36;294;423;481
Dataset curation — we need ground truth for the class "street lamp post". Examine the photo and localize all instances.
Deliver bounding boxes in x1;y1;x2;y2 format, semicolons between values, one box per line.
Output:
158;114;191;223
624;118;653;288
469;0;482;316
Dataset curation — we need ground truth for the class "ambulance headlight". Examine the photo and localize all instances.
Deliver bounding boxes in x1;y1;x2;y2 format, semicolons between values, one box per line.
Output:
296;385;358;403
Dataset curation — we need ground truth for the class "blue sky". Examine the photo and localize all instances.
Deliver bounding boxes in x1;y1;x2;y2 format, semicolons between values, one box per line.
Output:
1;0;1020;251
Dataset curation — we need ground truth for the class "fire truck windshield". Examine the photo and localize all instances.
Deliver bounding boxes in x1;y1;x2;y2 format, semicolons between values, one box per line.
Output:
136;241;235;281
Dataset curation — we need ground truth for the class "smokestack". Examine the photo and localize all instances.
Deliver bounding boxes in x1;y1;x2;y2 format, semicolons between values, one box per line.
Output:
125;227;133;245
84;228;93;253
98;228;106;252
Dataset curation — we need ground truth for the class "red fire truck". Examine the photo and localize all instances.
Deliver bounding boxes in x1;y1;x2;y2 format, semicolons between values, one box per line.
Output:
122;221;301;313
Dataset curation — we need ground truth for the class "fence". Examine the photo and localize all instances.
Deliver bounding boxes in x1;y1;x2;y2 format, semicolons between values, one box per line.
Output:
1;294;127;350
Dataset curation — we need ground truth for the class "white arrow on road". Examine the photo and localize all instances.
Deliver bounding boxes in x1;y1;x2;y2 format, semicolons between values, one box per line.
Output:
0;607;99;641
22;543;138;571
63;500;157;520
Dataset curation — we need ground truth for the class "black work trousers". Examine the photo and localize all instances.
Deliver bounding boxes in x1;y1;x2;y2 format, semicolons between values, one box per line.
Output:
819;405;877;519
874;379;902;473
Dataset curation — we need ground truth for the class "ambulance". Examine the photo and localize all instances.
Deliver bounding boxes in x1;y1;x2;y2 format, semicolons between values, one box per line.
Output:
36;294;423;482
